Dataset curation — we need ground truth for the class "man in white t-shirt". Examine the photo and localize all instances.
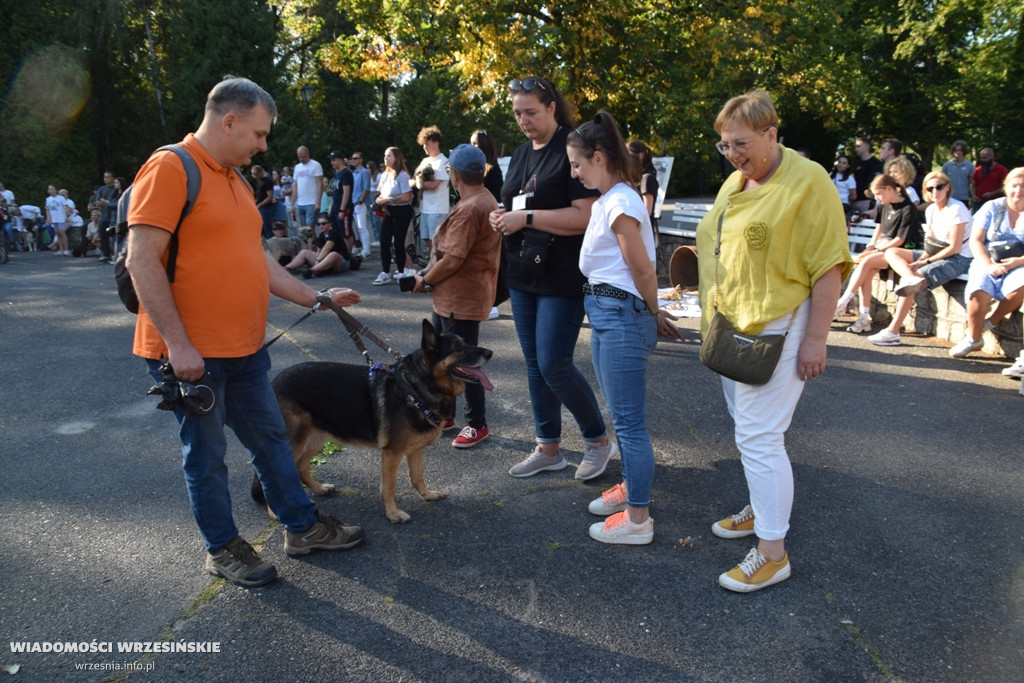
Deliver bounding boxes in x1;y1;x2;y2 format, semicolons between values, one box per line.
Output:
415;126;450;252
290;146;324;230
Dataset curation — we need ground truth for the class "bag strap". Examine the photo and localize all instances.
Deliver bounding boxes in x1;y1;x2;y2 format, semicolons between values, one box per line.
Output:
711;210;798;333
159;145;202;283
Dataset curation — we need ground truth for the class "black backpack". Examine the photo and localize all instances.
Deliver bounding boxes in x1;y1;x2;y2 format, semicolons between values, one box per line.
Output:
113;145;201;314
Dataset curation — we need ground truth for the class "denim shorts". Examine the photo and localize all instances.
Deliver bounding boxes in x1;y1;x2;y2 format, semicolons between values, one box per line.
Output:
911;251;972;288
419;213;445;240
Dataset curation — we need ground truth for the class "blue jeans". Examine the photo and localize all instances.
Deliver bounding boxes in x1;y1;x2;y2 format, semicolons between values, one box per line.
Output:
146;348;317;551
509;288;605;444
585;292;657;507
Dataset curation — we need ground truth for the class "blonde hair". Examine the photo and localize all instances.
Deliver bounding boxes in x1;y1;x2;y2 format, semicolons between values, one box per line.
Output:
714;89;779;134
921;171;950;203
884;156;916;188
1004;167;1024;193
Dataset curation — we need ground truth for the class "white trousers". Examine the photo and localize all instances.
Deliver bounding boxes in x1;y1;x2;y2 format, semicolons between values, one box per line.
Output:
720;299;810;541
353;204;371;252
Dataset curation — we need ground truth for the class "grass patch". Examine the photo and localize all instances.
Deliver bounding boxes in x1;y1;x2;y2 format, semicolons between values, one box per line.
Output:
311;440;343;467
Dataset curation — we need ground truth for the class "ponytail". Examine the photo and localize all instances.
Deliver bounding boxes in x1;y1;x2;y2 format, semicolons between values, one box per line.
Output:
566;110;637;186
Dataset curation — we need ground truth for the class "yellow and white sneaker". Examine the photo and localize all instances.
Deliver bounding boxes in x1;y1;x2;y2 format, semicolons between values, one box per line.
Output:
719;547;791;593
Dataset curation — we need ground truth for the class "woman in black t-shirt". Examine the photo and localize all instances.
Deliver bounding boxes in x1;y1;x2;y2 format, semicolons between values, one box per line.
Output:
489;76;614;480
835;173;923;333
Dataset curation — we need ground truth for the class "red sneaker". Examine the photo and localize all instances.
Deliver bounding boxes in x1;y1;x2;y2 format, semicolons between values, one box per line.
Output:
442;418;456;432
452;425;489;449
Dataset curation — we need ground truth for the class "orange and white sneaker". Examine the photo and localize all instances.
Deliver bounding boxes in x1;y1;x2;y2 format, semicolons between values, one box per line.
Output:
588;509;653;545
711;504;755;538
588;482;628;516
719;547;791;593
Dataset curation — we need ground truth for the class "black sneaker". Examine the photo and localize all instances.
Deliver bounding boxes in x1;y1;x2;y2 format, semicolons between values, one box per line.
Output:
285;510;365;556
205;535;277;587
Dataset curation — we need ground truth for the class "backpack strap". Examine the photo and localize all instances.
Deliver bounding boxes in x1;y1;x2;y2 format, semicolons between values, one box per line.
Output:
159;145;201;283
117;144;201;283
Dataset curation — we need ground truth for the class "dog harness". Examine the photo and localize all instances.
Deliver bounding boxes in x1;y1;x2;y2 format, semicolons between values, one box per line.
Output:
369;363;444;427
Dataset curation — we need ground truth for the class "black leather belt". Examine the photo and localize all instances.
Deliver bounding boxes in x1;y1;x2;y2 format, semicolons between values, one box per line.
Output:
583;283;629;299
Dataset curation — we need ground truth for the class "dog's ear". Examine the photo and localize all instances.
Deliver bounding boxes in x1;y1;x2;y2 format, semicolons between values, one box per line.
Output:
421;319;439;361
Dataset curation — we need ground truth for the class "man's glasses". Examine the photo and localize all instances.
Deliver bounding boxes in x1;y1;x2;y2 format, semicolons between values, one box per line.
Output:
925;183;948;192
715;129;770;156
317;221;329;226
508;77;549;95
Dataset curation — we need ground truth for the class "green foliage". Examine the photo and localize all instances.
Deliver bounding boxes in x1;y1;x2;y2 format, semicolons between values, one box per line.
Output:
0;0;1020;205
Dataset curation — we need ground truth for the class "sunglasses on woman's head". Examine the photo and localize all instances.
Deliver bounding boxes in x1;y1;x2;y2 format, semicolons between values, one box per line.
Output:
926;183;948;192
508;77;548;94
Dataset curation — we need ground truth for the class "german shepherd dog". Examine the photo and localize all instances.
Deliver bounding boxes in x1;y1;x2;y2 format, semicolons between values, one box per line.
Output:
253;320;493;523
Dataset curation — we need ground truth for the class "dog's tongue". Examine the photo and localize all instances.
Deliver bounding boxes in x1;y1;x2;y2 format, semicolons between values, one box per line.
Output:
462;367;494;391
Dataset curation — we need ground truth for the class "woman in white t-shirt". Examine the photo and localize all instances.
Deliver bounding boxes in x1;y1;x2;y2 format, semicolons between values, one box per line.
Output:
830;155;857;215
566;111;684;547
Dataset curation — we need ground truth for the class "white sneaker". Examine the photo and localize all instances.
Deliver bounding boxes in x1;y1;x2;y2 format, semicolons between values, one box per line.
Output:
1002;357;1024;378
402;268;417;278
847;314;871;334
372;271;392;285
894;276;927;297
588;510;653;545
949;336;982;358
488;307;500;320
867;328;901;346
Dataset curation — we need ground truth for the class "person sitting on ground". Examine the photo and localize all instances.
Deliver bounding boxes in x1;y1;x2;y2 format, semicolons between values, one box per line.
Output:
80;209;103;256
835;173;923;333
949;166;1024;359
282;214;353;279
867;172;973;346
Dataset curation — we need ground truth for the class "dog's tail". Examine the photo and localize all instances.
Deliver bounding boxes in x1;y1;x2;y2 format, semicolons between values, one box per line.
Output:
251;472;266;505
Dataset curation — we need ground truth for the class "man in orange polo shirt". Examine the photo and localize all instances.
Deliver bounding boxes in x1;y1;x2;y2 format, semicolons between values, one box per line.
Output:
126;77;365;588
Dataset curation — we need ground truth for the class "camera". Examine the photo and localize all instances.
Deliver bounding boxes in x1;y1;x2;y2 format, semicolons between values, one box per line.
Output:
399;274;417;292
147;360;216;417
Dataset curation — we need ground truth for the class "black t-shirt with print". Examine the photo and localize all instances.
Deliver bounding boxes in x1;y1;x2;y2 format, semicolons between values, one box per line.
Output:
879;197;923;250
499;126;599;297
316;225;352;259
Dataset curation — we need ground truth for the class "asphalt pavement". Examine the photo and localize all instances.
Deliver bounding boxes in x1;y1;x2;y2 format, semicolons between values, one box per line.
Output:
1;250;1022;682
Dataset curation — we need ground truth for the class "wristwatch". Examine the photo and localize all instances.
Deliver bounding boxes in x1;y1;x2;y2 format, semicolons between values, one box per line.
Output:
526;210;534;228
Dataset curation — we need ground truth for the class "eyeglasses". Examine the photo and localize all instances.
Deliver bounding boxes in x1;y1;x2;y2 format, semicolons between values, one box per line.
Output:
317;221;329;226
715;129;770;155
508;77;549;95
352;156;362;160
925;183;948;192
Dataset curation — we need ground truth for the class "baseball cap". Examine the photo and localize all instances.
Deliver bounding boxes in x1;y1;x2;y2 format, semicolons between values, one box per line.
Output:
327;150;345;160
448;144;486;174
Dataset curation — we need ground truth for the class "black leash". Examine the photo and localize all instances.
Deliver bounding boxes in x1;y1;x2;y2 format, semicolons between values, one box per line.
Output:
263;291;404;367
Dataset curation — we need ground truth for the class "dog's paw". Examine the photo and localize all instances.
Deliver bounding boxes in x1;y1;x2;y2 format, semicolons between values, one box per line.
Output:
387;509;413;523
420;489;446;502
310;483;336;496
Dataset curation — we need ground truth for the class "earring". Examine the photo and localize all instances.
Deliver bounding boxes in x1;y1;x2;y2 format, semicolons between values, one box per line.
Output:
762;157;768;163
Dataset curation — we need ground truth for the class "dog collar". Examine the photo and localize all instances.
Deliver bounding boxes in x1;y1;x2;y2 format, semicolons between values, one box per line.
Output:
368;364;444;427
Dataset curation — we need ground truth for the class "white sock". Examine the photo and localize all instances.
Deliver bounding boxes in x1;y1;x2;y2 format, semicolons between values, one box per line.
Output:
859;306;870;316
